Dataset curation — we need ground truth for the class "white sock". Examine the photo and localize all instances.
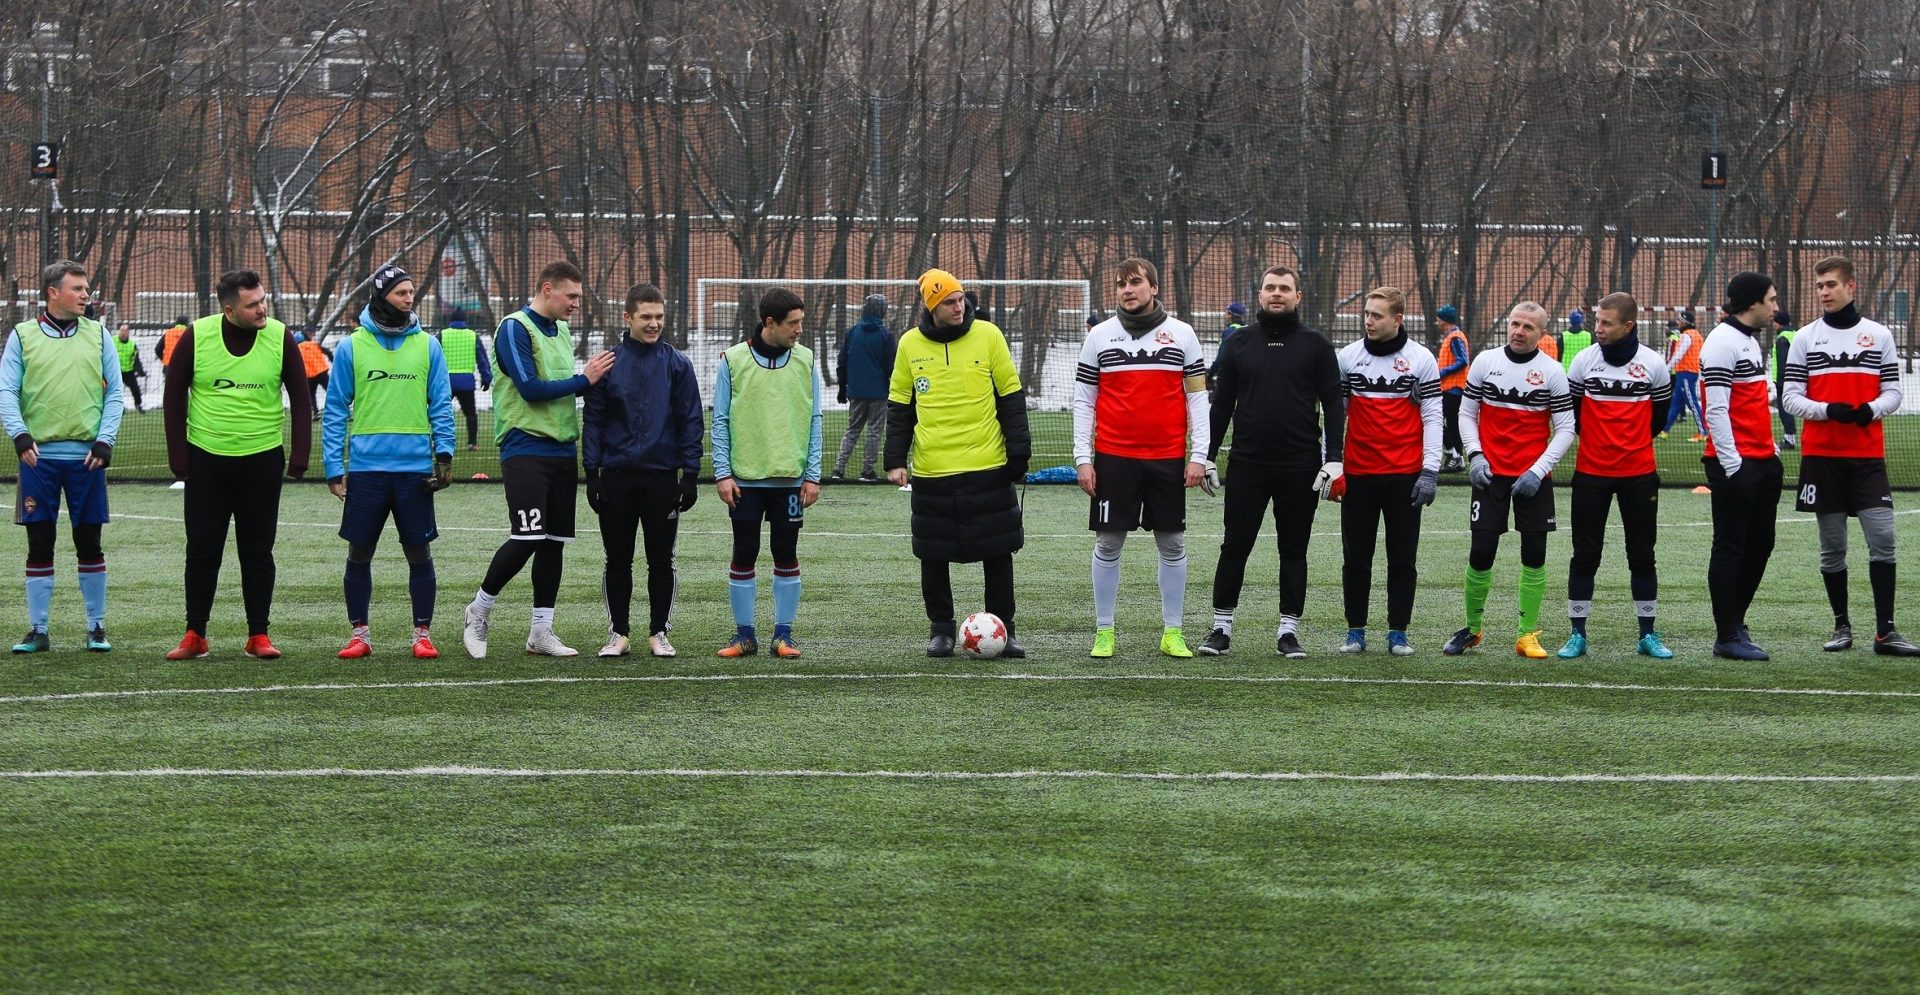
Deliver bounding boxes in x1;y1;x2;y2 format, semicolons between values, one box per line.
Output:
471;589;497;614
1092;532;1125;629
531;607;554;630
1212;610;1234;636
1155;531;1187;629
1278;615;1299;638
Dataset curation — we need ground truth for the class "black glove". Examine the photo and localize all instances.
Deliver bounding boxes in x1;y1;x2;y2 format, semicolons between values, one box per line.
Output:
13;434;34;456
1003;458;1029;486
585;470;604;514
1852;403;1877;426
89;441;112;468
837;384;848;404
1827;402;1854;423
426;454;453;492
677;473;699;513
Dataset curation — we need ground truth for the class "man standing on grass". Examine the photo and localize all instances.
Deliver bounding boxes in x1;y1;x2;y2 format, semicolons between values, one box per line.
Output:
1661;311;1706;441
583;283;702;659
297;331;331;419
885;269;1031;658
1;261;122;653
1074;257;1211;659
1334;287;1441;657
1779;256;1918;657
711;287;823;659
1434;305;1471;472
115;324;147;413
1198;265;1344;659
439;308;492;451
1700;272;1785;661
461;261;616;659
1444;301;1574;660
324;266;455;661
831;294;894;482
163;268;311;660
1771;308;1798;451
1556;292;1674;660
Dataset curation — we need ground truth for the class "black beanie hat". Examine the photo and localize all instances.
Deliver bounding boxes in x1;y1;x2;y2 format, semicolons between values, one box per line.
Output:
371;265;413;304
1725;271;1773;315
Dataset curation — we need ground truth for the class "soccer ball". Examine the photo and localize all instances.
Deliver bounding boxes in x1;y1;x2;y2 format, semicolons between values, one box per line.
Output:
958;611;1008;658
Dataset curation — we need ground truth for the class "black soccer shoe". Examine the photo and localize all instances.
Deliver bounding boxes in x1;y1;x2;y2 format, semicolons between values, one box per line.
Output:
928;622;957;658
1196;628;1231;656
1276;632;1307;659
1874;631;1920;657
1823;624;1854;652
11;629;49;654
1000;639;1026;660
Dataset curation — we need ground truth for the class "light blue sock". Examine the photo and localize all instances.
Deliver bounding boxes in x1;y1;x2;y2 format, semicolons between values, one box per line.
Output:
26;566;53;632
728;570;757;628
773;568;801;626
78;559;106;629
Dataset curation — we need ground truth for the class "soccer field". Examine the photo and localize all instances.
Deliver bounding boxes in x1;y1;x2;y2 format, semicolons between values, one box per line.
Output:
2;483;1918;991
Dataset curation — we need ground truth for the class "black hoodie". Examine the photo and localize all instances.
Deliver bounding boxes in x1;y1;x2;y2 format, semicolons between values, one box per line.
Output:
1207;308;1345;469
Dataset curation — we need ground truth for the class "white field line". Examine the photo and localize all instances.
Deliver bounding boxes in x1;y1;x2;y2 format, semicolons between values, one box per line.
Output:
2;766;1916;784
103;506;1920;541
4;671;1919;708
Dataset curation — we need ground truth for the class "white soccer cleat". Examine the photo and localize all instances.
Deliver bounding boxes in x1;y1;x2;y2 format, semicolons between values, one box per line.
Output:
462;605;490;658
526;626;579;657
648;632;678;658
597;632;631;658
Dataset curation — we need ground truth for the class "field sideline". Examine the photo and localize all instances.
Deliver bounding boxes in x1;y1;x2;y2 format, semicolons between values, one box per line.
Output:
1;483;1917;990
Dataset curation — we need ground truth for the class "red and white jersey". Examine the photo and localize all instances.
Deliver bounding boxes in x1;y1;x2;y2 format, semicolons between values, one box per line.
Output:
1336;337;1442;475
1073;314;1208;462
1566;343;1671;477
1780;315;1903;459
1699;323;1776;464
1460;346;1576;478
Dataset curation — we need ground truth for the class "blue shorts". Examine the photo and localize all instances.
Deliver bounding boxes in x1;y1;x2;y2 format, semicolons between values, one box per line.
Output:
15;457;108;526
730;485;805;526
339;470;439;547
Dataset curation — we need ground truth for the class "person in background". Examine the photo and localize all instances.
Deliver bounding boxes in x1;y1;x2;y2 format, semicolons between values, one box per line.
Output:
115;323;147;413
1661;310;1707;441
158;314;189;366
1434;304;1471;472
1208;301;1248;391
439;308;493;451
297;328;332;419
1772;308;1798;450
1559;309;1591;372
831;294;895;483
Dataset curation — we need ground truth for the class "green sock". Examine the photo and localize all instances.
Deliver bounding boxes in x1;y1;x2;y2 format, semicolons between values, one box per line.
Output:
1517;565;1547;635
1464;567;1492;633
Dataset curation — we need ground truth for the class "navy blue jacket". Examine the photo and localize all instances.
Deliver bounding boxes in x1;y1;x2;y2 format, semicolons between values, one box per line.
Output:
582;334;703;475
837;317;897;400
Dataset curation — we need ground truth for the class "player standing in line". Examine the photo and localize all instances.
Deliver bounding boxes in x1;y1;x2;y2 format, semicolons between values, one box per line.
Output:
1198;265;1344;659
1556;292;1675;660
324;266;455;660
885;269;1031;658
582;283;702;659
114;324;147;413
1660;311;1706;441
1434;305;1471;472
1334;287;1441;656
1700;272;1785;661
438;309;492;451
1779;256;1919;656
1444;301;1575;659
1074;258;1211;659
163;269;311;659
462;261;616;659
711;287;823;659
1;261;122;653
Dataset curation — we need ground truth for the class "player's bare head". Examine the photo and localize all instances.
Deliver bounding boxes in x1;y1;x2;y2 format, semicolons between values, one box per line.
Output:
1114;258;1159;314
534;260;584;321
758;287;805;347
1594;292;1637;345
624;283;666;343
1812;255;1856;313
217;269;269;330
1506;301;1548;351
117;323;132;339
1362;287;1404;341
41;260;89;320
1259;267;1300;315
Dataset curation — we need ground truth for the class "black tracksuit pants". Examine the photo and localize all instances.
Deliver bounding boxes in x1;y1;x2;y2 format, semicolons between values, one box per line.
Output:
1703;456;1783;642
184;445;284;635
1214;463;1320;621
597;470;681;638
1340;473;1422;630
454;389;479;447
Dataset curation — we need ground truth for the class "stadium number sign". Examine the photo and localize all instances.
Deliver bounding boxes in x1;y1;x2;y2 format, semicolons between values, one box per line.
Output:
1701;152;1727;189
30;142;58;180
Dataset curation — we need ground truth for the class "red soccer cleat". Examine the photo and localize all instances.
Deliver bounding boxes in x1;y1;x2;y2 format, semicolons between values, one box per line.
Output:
165;630;210;661
244;633;283;659
412;630;440;659
337;633;373;659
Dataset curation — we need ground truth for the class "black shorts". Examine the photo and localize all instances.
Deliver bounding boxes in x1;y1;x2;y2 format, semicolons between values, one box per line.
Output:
1088;453;1185;532
1470;473;1558;534
502;455;578;542
1795;456;1894;515
731;485;806;526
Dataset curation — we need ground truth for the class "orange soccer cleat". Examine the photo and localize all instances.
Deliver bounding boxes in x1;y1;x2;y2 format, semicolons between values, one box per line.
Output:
412;628;440;659
165;630;210;661
244;633;283;659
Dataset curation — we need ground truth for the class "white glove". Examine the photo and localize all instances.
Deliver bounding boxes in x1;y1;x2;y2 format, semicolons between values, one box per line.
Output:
1200;459;1220;497
1311;460;1344;500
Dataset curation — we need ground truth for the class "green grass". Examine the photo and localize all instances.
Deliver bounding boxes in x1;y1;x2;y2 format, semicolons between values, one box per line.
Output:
2;483;1919;991
89;406;1920;487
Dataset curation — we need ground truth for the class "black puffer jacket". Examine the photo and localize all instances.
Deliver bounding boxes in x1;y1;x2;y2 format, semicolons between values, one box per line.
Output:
908;469;1023;562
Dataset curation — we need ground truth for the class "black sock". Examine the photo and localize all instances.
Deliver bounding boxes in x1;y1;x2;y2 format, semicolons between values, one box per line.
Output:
1822;569;1850;628
1869;560;1896;637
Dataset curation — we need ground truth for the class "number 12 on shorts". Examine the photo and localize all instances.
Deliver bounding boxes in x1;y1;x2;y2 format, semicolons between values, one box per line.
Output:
516;508;543;534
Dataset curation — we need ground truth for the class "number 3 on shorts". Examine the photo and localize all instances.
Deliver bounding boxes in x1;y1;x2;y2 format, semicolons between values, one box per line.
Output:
1470;500;1481;523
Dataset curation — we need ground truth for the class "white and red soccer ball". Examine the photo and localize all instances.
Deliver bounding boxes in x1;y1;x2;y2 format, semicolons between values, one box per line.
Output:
958;611;1008;658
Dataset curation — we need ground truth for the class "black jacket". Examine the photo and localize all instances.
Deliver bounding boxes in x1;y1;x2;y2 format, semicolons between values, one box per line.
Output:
1208;310;1344;470
581;335;703;475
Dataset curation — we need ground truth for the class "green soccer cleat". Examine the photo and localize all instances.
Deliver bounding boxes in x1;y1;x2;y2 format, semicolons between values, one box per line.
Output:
1637;632;1675;659
86;627;111;652
1090;627;1116;659
12;629;49;654
1159;627;1192;659
1556;632;1588;659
